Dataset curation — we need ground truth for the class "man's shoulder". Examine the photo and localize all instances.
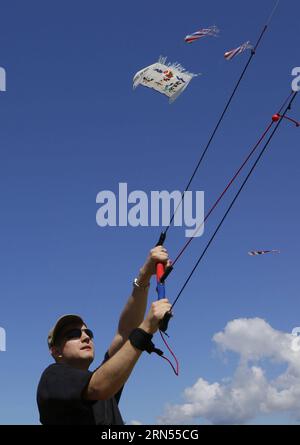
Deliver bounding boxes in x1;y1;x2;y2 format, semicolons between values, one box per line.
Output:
41;362;93;378
39;363;89;387
38;363;61;390
40;362;65;377
43;363;60;372
37;362;93;403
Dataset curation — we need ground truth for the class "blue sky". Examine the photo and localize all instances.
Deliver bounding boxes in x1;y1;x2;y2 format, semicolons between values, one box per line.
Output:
0;0;299;425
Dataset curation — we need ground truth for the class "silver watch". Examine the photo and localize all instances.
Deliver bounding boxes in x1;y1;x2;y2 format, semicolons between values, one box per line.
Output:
133;278;150;289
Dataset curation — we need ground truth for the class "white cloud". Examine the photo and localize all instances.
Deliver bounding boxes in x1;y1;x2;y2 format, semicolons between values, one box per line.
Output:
127;420;143;425
158;318;300;424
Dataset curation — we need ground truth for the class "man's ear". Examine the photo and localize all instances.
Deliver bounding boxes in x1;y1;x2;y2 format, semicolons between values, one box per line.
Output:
50;345;63;360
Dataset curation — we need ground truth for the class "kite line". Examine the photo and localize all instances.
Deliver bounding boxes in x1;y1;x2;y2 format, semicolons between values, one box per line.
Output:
171;91;298;311
163;0;281;236
152;90;298;373
137;0;298;376
169;92;295;267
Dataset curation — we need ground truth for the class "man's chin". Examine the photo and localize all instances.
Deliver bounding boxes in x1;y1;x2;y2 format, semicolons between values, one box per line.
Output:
80;351;94;363
82;351;94;363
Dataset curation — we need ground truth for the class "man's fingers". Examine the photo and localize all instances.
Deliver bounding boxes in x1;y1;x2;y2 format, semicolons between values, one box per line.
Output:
151;246;169;256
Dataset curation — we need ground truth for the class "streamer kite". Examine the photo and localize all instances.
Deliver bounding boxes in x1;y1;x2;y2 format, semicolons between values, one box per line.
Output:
224;41;253;60
184;25;219;43
248;250;280;256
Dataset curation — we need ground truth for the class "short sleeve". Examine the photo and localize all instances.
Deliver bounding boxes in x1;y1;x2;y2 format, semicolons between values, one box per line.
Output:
37;363;93;403
37;362;124;425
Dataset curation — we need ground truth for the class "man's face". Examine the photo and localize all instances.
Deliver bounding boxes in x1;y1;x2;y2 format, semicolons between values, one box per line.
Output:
53;322;95;369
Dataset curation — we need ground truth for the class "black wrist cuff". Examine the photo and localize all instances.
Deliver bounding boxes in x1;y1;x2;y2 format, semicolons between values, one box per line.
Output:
129;328;163;356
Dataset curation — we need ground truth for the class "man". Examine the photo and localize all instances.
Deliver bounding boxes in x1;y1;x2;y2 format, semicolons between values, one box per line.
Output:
37;246;172;425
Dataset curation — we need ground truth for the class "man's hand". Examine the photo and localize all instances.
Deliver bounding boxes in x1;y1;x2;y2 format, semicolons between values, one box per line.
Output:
139;299;172;334
139;246;172;280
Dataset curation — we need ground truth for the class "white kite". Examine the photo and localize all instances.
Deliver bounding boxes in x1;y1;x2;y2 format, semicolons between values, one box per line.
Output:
133;56;199;103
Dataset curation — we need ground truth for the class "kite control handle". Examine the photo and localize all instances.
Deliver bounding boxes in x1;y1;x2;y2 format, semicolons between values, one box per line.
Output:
156;263;166;297
155;232;173;332
156;262;173;332
156;260;178;375
156;232;174;281
159;311;173;333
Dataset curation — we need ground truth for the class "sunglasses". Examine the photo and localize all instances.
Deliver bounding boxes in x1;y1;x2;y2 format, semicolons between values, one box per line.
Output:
62;328;94;341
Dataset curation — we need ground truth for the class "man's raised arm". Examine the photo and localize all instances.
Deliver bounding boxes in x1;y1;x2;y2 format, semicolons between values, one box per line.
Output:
107;245;170;357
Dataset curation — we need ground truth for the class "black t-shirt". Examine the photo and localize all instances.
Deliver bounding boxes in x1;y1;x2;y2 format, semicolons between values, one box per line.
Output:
37;353;124;425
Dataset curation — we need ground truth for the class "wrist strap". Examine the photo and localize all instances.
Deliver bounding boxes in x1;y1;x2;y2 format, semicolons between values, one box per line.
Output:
129;328;163;356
